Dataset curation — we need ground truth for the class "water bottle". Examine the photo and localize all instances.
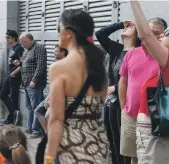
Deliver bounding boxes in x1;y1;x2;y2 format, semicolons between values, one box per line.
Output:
106;93;117;107
107;93;117;103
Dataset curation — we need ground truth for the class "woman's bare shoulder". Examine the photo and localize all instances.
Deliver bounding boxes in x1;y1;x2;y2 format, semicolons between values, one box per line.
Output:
49;58;70;75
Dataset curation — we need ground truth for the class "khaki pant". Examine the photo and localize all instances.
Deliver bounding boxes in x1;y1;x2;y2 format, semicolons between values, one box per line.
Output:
137;113;169;164
120;110;137;157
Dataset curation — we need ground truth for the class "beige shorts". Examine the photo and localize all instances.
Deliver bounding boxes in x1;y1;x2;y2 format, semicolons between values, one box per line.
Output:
120;110;137;157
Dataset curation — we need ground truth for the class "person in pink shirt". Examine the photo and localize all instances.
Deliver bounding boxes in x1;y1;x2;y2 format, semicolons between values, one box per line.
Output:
118;18;167;164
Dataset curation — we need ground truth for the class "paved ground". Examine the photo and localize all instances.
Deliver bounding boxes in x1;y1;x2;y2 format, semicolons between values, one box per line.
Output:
18;127;41;164
28;137;41;164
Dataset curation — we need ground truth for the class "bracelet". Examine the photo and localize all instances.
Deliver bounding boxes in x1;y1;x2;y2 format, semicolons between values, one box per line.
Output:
45;156;57;164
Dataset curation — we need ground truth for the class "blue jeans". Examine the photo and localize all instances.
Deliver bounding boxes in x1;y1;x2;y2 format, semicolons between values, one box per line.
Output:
34;99;46;116
32;99;46;134
34;99;50;119
25;85;45;133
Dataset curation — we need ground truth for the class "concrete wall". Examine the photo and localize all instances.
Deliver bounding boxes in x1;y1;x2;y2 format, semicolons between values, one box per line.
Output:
19;89;27;127
0;1;8;87
0;1;9;119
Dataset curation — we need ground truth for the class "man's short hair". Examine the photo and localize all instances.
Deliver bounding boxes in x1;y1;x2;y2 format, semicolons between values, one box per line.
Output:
60;47;68;57
149;17;168;30
6;29;18;41
55;44;68;57
25;33;34;41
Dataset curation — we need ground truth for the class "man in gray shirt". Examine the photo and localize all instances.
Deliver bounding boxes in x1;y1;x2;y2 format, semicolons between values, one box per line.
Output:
19;32;47;135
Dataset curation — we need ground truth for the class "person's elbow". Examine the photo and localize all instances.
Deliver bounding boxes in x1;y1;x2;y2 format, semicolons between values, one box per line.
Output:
95;27;106;39
48;117;64;132
48;112;64;128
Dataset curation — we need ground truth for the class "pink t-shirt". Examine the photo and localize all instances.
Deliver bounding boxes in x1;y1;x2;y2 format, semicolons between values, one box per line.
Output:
120;45;159;118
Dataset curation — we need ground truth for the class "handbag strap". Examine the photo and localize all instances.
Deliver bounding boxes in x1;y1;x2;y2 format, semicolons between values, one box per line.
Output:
158;71;165;91
65;76;91;119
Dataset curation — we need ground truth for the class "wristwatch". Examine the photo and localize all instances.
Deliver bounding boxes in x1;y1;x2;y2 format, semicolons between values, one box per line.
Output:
45;156;57;164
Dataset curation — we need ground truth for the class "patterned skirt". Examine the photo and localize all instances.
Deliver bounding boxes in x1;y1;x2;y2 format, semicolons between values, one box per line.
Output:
57;118;111;164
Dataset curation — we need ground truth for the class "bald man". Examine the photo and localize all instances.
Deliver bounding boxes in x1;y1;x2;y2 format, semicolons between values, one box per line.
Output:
19;32;47;136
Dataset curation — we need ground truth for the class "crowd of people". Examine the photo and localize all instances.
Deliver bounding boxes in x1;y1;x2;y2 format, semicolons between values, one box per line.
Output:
0;0;169;164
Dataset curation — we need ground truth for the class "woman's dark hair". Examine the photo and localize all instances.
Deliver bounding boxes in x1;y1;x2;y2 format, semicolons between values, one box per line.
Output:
134;29;142;47
97;45;107;56
60;9;106;92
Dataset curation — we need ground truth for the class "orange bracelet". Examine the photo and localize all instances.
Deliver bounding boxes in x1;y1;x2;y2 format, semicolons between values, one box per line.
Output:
0;153;6;164
45;156;57;164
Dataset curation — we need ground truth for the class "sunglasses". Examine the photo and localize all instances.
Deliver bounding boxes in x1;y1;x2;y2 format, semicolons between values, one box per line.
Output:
164;30;169;37
6;36;11;39
125;25;131;28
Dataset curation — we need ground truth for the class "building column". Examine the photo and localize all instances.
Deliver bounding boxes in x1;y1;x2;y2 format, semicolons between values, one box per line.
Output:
0;1;19;120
